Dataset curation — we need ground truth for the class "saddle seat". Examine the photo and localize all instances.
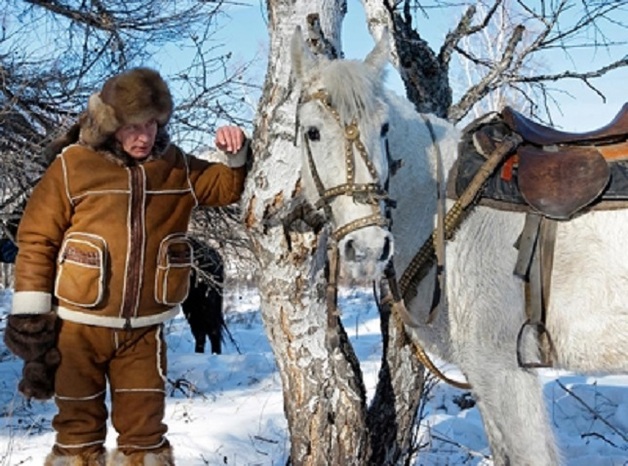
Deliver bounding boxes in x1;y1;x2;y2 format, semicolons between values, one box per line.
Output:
502;103;628;146
467;103;628;219
516;144;611;219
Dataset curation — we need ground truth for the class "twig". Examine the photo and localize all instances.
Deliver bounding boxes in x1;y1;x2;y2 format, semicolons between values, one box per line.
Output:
430;432;492;460
581;432;619;448
167;377;208;400
253;435;279;444
556;379;628;443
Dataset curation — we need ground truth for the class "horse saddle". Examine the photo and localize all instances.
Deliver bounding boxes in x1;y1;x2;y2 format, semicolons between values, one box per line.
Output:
452;103;628;220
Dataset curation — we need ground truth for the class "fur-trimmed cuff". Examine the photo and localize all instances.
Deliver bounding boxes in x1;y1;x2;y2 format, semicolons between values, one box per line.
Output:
12;291;52;315
212;138;251;168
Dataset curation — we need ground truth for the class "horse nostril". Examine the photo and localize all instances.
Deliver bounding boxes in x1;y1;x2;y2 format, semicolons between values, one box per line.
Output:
344;239;356;262
379;236;392;262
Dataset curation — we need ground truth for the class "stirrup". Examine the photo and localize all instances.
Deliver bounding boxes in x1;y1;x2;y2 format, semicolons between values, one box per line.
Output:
516;319;556;369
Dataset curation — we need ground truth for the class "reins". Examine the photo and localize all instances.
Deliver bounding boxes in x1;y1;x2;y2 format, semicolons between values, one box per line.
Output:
398;133;523;301
298;86;521;389
384;131;522;389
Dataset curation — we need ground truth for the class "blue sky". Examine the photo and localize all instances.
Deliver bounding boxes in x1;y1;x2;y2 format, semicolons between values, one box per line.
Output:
219;1;626;131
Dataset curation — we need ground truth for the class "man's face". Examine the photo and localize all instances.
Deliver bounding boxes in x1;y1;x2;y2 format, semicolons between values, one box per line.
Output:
115;120;158;159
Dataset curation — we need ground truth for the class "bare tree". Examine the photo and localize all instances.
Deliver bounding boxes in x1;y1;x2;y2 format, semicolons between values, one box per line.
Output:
244;1;426;464
361;0;627;123
246;1;627;465
0;0;257;230
454;1;539;122
245;2;370;463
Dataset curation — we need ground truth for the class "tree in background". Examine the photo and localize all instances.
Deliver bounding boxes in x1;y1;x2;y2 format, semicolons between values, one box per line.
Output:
245;0;626;464
362;0;626;123
0;0;258;233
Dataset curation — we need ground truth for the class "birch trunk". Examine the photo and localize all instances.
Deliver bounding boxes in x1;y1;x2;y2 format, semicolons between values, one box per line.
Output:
242;1;425;464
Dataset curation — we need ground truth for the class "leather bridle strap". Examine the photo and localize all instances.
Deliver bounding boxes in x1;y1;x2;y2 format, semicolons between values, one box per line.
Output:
300;89;391;241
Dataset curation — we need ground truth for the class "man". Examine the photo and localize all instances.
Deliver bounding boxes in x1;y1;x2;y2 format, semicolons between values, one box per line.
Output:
3;67;250;466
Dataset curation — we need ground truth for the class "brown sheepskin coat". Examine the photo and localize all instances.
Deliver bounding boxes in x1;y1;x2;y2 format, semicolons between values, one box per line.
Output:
12;142;247;329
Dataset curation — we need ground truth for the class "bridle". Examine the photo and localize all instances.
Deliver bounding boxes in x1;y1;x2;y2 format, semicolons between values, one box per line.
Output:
298;89;395;241
297;87;472;390
296;88;476;389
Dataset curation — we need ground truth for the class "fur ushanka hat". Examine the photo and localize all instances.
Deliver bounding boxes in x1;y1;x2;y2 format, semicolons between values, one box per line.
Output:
44;67;174;162
81;67;174;147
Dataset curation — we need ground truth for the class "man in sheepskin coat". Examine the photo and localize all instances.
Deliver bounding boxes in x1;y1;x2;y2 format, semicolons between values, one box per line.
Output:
3;67;250;466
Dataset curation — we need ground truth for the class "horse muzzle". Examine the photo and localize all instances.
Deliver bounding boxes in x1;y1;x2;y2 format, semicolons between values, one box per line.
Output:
338;227;394;281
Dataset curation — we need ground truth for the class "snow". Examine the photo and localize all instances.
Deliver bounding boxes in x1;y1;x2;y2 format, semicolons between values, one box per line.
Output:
1;287;626;465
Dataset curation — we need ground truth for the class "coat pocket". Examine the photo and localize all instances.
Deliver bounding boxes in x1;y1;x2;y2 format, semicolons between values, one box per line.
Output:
155;234;192;305
55;233;107;307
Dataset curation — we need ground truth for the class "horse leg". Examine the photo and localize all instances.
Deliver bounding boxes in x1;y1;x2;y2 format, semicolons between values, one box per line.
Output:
205;301;222;355
208;330;222;355
462;356;561;466
206;307;224;355
204;289;224;355
186;310;207;354
194;338;206;354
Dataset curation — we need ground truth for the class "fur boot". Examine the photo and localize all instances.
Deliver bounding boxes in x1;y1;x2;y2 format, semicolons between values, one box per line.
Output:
106;447;174;466
44;449;106;466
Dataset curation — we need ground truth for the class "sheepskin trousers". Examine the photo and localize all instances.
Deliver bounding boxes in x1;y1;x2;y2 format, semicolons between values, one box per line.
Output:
51;320;170;458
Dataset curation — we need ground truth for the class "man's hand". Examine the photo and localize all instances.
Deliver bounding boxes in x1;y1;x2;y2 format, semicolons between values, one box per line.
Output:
216;126;245;154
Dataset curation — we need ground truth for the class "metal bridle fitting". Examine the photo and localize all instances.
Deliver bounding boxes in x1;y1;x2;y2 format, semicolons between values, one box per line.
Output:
300;88;393;242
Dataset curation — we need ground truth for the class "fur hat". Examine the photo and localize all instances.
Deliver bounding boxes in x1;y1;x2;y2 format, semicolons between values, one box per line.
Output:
80;67;173;147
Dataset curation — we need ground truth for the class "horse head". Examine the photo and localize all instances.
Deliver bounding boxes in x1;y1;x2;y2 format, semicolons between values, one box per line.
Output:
291;27;395;281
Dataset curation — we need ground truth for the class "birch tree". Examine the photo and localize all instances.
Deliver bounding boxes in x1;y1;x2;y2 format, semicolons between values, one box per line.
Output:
243;2;369;463
242;0;427;464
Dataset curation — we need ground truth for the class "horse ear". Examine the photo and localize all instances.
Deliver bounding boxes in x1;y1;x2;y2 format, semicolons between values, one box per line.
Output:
291;26;316;82
364;27;390;75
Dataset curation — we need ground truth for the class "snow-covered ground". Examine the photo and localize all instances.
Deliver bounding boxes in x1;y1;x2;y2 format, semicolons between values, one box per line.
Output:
0;287;626;465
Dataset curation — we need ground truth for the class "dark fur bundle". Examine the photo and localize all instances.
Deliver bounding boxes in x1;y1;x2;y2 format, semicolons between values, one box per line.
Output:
20;356;59;400
4;313;61;400
4;314;59;361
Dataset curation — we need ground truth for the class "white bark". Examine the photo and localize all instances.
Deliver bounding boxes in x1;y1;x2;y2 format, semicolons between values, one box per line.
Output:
361;0;397;65
243;1;374;464
243;2;427;464
360;0;453;117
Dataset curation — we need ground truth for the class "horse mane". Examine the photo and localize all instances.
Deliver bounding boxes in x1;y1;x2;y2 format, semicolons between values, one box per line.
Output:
319;59;385;126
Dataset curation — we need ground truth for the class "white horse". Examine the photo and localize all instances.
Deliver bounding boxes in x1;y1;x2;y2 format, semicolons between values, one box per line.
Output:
290;28;628;465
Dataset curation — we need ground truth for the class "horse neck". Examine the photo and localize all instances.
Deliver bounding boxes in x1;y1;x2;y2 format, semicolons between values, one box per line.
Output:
385;96;459;273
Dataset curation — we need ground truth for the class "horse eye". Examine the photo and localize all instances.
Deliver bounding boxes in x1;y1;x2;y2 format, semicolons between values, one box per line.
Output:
306;127;320;141
381;123;389;137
